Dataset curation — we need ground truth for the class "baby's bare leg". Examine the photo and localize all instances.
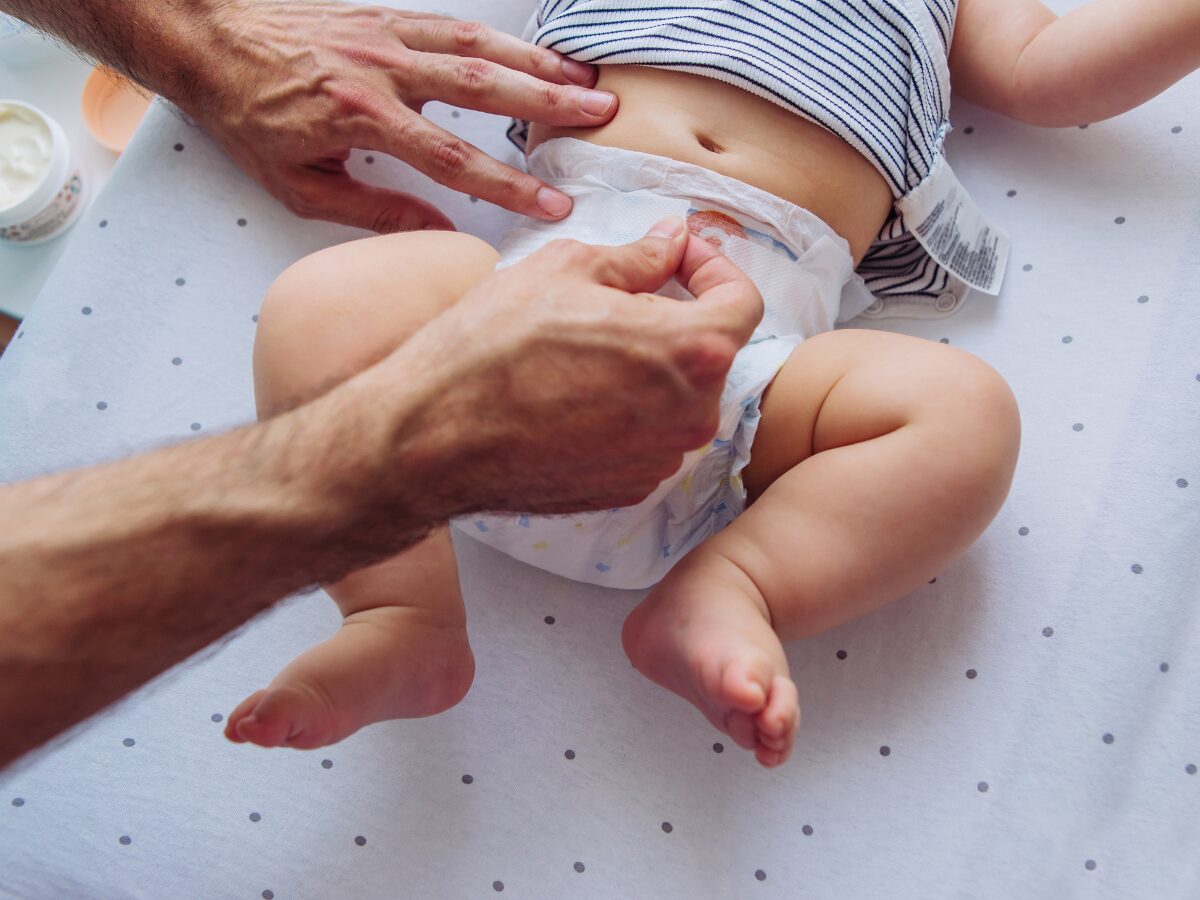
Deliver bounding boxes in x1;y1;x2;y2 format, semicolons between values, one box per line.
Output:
622;330;1020;766
226;231;499;750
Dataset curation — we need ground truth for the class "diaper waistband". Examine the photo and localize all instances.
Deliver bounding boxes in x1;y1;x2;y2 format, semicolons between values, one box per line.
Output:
526;138;849;262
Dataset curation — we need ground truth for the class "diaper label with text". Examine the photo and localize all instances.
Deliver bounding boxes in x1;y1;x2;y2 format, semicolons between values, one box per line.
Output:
896;157;1009;296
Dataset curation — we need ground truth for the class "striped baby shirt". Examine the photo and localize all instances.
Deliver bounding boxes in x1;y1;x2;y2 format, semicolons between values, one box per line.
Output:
508;0;1009;314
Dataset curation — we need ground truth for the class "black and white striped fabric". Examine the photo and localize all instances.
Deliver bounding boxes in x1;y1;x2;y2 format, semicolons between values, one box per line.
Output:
509;0;967;313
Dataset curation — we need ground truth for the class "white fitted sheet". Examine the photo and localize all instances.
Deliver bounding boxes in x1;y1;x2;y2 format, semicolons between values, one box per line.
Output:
1;2;1198;896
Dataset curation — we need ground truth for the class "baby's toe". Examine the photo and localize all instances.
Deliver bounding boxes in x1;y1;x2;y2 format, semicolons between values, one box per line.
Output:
757;676;799;739
225;690;269;744
719;657;771;714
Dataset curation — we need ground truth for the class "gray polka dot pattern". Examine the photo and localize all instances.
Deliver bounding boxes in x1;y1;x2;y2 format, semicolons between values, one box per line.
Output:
0;46;1197;900
661;822;673;833
355;835;366;846
492;880;504;892
1085;860;1097;871
119;835;131;846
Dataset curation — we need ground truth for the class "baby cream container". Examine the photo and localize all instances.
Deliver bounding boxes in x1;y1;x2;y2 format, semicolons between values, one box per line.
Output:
0;100;85;244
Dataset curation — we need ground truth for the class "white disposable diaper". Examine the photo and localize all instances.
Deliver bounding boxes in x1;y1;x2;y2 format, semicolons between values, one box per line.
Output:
452;138;873;589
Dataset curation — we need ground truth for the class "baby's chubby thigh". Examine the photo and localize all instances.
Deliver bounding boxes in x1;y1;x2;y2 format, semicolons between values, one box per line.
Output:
253;231;500;417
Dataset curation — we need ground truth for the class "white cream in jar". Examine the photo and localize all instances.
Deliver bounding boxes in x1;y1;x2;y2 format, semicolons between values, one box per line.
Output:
0;100;85;244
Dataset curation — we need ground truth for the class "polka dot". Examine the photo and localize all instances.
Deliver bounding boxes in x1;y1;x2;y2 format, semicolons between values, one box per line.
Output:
1131;563;1143;574
802;825;814;836
977;781;989;792
755;869;767;881
574;861;586;873
493;881;504;892
966;668;977;679
469;196;479;204
355;835;366;846
929;577;937;584
321;758;333;769
1006;189;1017;197
1022;263;1033;272
1114;216;1126;225
1043;626;1054;637
1079;124;1089;129
175;277;185;286
211;713;223;722
1073;423;1084;432
1103;733;1114;744
170;357;182;367
81;306;92;315
713;742;724;753
1161;662;1170;673
452;110;461;119
880;745;891;757
661;821;673;833
1019;526;1030;536
123;737;135;747
16;331;22;340
237;218;247;227
1177;478;1188;488
249;812;261;822
263;892;274;900
1137;295;1150;304
1085;860;1097;871
963;126;974;134
564;749;576;760
461;774;473;784
1187;764;1197;775
11;798;24;807
96;401;108;410
939;337;949;344
252;314;259;323
544;615;555;625
99;219;108;228
364;155;375;164
190;422;201;431
174;142;184;152
119;835;131;846
1062;336;1073;344
836;649;848;660
1172;125;1183;134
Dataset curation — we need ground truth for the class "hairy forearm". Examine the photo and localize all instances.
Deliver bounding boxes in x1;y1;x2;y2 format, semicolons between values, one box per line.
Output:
1011;0;1200;126
0;0;231;112
0;361;439;769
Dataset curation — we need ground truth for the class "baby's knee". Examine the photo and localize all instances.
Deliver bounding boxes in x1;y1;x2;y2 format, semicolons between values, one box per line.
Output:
931;349;1021;491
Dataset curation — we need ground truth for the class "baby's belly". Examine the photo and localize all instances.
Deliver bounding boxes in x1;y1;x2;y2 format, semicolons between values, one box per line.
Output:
529;66;894;265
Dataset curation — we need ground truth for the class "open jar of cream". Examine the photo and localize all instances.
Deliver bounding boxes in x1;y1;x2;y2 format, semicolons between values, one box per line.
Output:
0;100;85;244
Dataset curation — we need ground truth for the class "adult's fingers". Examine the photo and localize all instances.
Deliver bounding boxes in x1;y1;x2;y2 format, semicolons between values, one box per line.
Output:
392;15;598;87
399;53;616;126
676;233;764;343
363;112;574;220
582;216;691;293
285;170;455;233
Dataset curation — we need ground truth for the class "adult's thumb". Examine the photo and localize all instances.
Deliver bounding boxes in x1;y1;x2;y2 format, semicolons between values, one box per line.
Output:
591;216;689;294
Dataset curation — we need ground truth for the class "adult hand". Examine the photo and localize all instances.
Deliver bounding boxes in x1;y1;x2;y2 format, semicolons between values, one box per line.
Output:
373;217;766;518
185;2;617;231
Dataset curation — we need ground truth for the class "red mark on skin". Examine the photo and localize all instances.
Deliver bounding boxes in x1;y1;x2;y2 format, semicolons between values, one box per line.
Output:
687;210;746;247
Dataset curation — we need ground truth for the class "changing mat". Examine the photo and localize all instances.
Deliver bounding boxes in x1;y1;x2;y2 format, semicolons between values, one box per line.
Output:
1;1;1198;896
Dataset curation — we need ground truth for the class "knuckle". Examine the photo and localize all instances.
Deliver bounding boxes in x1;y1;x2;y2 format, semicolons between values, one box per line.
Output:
540;81;567;111
456;58;494;94
546;238;591;265
451;19;487;51
428;135;472;177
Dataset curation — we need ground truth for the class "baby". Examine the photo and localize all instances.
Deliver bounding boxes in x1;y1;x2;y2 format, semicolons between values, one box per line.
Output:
225;0;1199;766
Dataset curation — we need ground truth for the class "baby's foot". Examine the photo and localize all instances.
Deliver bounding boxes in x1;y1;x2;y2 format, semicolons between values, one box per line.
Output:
225;605;474;750
621;552;799;767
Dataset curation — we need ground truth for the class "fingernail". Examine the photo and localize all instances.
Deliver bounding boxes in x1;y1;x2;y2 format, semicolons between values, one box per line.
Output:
647;215;685;238
536;187;572;218
579;90;615;117
561;57;595;85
